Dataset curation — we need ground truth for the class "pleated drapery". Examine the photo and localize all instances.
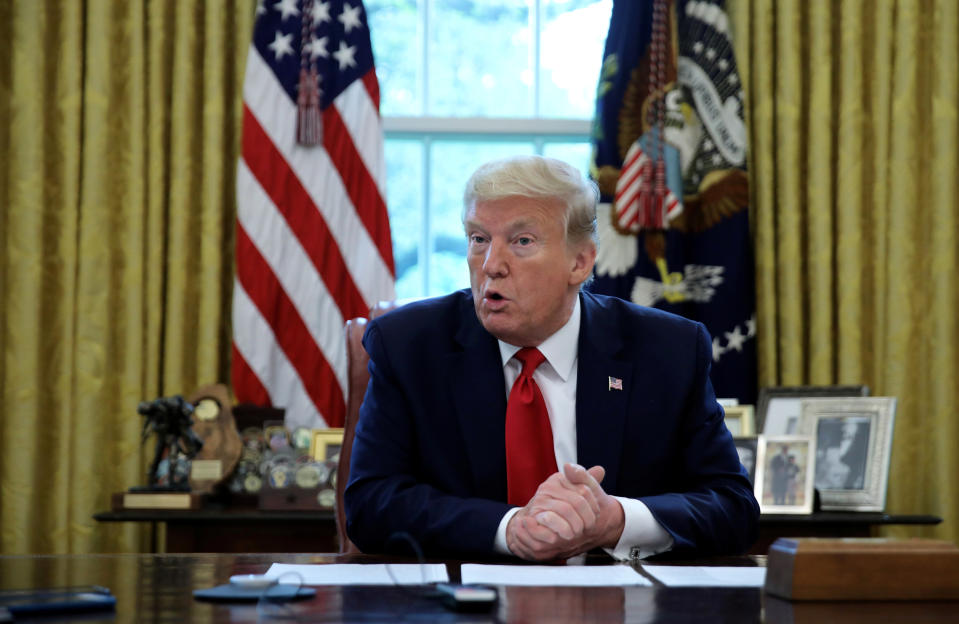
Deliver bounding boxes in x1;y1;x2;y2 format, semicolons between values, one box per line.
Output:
731;0;959;542
0;0;254;553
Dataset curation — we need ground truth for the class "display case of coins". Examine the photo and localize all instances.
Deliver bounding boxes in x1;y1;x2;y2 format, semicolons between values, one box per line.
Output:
224;422;341;510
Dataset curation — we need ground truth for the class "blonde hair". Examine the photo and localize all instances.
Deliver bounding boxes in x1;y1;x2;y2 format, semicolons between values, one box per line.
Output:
462;155;598;247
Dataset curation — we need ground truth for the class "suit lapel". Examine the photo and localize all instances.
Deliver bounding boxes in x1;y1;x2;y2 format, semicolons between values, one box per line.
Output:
576;292;632;493
449;297;508;498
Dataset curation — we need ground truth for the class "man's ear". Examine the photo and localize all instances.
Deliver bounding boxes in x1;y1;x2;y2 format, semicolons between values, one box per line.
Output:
569;243;597;286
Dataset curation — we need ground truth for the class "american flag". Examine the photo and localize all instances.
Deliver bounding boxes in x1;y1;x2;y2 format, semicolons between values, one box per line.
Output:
232;0;395;429
614;140;682;231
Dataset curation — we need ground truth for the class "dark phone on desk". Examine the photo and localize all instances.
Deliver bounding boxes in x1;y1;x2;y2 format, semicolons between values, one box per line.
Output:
0;585;116;617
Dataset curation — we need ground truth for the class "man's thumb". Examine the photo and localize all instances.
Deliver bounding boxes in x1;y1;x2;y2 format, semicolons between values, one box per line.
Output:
587;465;606;483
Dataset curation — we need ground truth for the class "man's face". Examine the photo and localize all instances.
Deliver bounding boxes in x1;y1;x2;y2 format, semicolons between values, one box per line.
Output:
465;195;595;346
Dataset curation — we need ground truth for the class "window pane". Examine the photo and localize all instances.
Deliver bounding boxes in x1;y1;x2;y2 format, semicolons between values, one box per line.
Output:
539;0;611;118
384;139;424;299
429;2;532;117
542;141;591;173
428;140;535;296
368;1;422;115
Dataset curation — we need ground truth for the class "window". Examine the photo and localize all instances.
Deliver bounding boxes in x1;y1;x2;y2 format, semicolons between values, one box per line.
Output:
367;0;611;297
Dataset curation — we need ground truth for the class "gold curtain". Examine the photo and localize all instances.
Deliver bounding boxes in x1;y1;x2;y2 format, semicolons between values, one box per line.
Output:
0;0;254;554
730;0;959;543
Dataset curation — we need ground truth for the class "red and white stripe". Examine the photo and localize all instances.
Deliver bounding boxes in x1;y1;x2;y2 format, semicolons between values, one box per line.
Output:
614;140;681;232
232;45;394;430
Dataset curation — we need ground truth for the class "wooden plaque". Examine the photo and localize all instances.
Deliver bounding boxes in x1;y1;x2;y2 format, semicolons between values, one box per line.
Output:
765;537;959;601
187;384;242;494
112;491;204;511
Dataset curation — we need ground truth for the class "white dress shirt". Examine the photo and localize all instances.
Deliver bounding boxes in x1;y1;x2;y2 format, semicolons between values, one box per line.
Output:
492;297;674;560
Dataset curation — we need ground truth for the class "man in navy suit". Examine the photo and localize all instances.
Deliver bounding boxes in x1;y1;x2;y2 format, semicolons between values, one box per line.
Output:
345;156;759;561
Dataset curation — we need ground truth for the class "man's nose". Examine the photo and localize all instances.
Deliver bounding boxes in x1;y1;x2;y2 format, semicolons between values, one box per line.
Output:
483;240;508;276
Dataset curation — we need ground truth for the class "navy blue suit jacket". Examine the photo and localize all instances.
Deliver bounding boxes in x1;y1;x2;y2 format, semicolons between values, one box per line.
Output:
345;290;759;557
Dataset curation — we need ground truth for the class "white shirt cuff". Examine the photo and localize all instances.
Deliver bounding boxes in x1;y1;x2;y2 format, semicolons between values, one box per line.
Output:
604;496;673;560
494;507;521;555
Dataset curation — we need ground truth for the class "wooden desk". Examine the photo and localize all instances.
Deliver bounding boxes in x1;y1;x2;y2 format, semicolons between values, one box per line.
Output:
2;553;957;622
95;508;941;555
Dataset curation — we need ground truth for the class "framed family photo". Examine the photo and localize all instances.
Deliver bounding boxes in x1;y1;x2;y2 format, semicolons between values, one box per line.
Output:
754;435;816;514
733;436;758;485
723;405;755;436
798;397;896;511
757;385;870;435
311;428;345;463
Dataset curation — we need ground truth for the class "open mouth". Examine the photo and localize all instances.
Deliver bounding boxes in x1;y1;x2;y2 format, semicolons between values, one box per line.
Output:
483;290;508;309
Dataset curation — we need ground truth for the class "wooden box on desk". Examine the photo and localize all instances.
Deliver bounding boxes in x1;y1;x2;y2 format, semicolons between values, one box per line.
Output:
765;537;959;600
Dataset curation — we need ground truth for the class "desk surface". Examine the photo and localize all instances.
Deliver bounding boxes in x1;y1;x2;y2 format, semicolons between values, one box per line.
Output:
1;552;956;623
93;509;942;555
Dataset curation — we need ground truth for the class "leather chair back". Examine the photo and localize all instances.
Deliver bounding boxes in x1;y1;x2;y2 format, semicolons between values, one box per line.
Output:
335;300;402;554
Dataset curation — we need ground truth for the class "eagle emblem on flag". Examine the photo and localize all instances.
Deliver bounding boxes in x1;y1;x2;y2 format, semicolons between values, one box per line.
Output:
589;0;756;403
592;0;748;306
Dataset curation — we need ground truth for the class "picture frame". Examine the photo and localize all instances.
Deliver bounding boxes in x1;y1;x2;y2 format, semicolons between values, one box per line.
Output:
310;428;345;463
723;405;755;436
798;397;896;512
754;435;816;514
757;385;870;435
733;436;758;485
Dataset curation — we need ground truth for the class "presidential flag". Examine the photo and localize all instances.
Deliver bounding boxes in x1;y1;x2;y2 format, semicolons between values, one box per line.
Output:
232;0;395;429
590;0;756;403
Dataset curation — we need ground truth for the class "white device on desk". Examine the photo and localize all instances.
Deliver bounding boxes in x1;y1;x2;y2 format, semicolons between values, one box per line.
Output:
435;583;497;612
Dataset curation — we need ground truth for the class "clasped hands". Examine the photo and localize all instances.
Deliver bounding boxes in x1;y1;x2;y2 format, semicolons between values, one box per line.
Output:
506;463;625;562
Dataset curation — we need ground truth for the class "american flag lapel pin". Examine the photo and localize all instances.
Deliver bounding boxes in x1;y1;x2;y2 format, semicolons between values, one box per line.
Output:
608;376;623;391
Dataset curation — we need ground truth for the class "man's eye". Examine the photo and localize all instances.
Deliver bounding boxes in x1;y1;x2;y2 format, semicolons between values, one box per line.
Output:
470;235;487;244
516;237;532;246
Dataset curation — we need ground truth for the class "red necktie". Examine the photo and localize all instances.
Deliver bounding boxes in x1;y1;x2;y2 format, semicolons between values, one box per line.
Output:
505;347;558;506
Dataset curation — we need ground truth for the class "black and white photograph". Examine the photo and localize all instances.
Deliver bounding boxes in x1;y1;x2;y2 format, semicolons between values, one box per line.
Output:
813;416;871;490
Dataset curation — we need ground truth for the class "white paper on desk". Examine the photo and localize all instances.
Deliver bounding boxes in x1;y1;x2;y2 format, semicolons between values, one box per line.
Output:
641;566;766;587
461;564;651;587
265;563;449;585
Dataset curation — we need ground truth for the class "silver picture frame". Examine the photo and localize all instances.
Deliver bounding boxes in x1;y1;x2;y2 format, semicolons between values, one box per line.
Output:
798;397;896;512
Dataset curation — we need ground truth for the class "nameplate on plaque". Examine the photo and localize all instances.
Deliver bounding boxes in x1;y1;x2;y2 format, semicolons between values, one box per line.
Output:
112;492;204;511
190;460;223;481
765;537;959;601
